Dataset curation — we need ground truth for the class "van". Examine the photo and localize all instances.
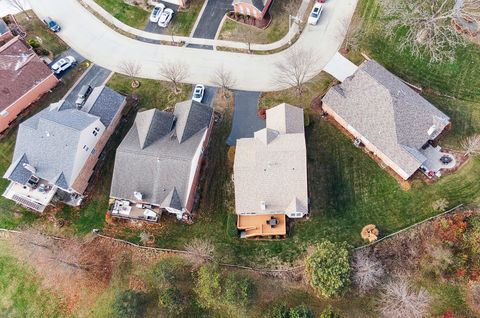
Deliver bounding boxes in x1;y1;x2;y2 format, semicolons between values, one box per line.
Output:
75;85;92;107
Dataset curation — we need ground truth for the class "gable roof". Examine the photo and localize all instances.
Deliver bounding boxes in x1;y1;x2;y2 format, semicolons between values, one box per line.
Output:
4;87;126;190
0;36;56;111
233;103;308;215
110;100;213;209
322;60;450;177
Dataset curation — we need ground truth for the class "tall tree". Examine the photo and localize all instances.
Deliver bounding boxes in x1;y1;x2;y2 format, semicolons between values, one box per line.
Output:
274;48;317;95
158;61;189;94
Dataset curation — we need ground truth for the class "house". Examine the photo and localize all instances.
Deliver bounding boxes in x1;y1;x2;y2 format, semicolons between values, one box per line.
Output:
232;0;273;21
234;103;308;239
0;36;59;134
3;86;126;212
109;100;214;222
0;19;13;42
322;60;451;180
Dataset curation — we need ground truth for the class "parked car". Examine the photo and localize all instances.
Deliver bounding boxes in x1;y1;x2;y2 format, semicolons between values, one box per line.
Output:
51;56;76;74
308;3;324;25
149;4;165;23
158;8;174;27
43;17;61;32
75;85;93;107
192;84;205;103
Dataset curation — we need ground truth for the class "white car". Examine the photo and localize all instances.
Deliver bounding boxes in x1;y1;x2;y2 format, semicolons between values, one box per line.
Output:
192;84;205;103
149;4;165;23
51;56;76;74
158;8;174;28
308;3;323;25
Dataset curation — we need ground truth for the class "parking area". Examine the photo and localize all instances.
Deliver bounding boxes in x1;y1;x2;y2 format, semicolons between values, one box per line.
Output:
226;90;265;146
143;1;179;35
64;64;112;104
420;145;456;177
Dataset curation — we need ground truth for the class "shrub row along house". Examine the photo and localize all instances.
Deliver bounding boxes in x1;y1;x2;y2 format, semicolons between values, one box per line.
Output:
322;60;451;180
3;86;126;212
234;103;308;238
109;100;213;222
0;36;59;134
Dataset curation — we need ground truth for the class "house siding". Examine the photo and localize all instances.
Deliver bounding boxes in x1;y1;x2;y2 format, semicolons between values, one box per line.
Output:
233;3;264;19
71;100;126;196
185;113;214;213
0;74;59;133
323;103;413;180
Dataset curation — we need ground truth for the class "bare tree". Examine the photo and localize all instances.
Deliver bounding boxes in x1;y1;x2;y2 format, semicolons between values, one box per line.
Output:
184;238;214;268
119;60;142;88
211;64;237;99
239;27;259;53
377;276;432;318
461;134;480;156
274;48;317;95
158;61;189;93
139;231;150;246
380;0;480;62
5;0;31;18
352;249;385;294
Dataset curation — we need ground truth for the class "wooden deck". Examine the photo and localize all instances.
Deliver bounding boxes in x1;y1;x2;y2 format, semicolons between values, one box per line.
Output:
237;214;286;238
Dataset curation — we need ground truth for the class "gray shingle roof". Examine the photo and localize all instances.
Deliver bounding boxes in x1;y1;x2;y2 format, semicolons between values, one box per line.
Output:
110;100;213;210
83;86;126;126
322;60;450;177
233;103;308;215
4;87;125;190
0;20;8;35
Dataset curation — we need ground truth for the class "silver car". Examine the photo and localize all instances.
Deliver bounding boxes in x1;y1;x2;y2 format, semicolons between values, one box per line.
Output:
51;56;76;74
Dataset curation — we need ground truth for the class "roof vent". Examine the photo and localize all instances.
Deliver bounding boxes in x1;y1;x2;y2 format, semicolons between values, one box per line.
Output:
260;201;266;211
427;125;436;136
133;191;143;201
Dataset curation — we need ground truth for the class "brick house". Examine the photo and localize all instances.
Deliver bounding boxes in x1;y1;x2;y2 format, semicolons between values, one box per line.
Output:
322;60;451;180
109;100;214;222
232;0;274;20
0;19;13;42
0;36;59;134
3;86;126;212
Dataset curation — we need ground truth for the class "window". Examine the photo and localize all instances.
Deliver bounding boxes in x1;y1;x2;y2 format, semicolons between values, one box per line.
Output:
92;127;100;136
239;6;244;14
253;9;257;18
0;110;8;117
83;145;89;151
246;7;250;16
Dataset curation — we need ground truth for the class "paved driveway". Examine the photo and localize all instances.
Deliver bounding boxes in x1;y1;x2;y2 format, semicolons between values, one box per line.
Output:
30;0;358;91
191;0;231;39
64;64;112;104
143;2;179;35
49;48;85;78
226;90;265;146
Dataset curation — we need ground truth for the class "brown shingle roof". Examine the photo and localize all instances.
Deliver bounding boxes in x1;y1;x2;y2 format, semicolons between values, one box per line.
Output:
0;36;55;111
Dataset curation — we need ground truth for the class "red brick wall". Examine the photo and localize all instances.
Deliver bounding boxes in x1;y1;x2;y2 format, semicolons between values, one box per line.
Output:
71;101;126;194
185;114;214;212
233;3;264;19
0;74;58;133
0;30;13;43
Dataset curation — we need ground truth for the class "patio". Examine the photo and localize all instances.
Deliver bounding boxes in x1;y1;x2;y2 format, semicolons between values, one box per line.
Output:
420;144;456;177
110;199;162;222
237;214;286;238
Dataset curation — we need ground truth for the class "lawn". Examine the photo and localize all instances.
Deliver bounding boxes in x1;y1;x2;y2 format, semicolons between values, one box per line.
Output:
0;242;64;317
171;0;205;36
94;0;150;29
15;12;68;57
219;0;302;44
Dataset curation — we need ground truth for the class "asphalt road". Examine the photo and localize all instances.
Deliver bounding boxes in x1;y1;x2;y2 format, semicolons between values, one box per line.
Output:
226;90;265;146
191;0;232;39
64;64;112;104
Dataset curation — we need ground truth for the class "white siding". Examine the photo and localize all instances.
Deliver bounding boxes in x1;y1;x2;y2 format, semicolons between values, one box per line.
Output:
185;129;207;202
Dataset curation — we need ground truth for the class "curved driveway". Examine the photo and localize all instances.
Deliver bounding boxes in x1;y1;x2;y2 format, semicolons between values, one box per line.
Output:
30;0;357;91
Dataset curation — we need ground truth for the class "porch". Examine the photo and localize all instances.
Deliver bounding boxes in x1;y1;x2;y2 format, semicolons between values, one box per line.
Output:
110;199;162;222
237;214;286;239
2;179;57;212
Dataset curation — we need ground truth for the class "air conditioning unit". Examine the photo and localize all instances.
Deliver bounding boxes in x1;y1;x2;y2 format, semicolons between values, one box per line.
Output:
133;191;143;201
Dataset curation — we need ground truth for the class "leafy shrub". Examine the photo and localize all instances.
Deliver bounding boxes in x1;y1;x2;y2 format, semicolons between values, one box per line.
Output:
305;240;351;297
159;287;185;315
319;306;341;318
149;257;184;288
27;38;40;48
194;265;256;314
267;303;314;318
113;290;149;318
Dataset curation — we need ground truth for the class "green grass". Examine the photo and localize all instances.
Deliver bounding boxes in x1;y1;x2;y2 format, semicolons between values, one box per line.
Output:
15;12;68;57
94;0;150;29
171;0;205;36
219;0;301;44
0;243;64;317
